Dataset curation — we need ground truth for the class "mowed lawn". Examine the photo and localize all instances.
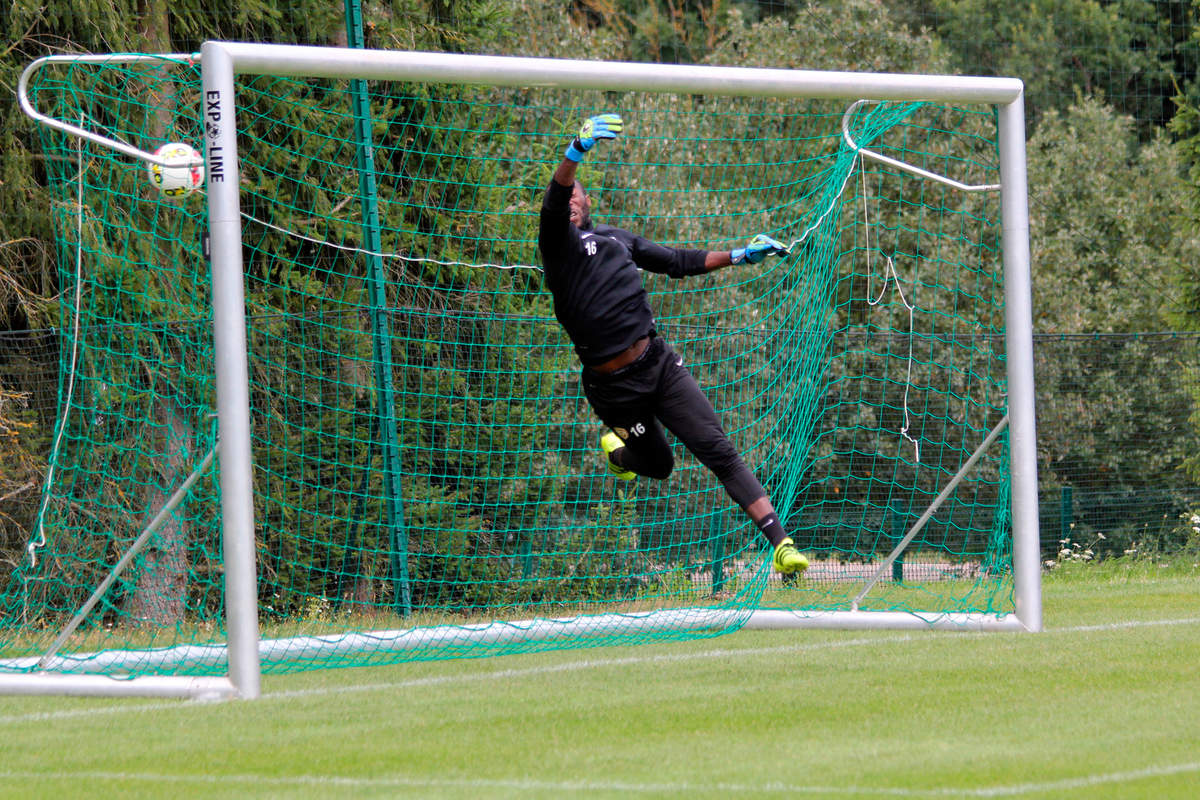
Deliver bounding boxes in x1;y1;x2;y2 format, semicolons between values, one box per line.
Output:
0;566;1197;799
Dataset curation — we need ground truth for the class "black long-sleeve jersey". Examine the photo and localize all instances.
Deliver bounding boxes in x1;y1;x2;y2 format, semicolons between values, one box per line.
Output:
538;179;709;367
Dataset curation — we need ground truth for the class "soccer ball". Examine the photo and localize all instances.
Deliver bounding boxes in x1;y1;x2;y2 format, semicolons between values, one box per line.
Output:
147;142;204;198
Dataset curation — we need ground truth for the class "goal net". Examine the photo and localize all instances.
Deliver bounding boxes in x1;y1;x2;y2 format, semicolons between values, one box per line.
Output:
3;45;1039;697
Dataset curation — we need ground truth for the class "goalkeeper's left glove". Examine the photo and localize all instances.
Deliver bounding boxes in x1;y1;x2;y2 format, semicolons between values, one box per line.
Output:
730;234;790;264
565;113;623;162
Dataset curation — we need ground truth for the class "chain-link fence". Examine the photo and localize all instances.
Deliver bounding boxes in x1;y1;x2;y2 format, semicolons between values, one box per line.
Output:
1033;332;1200;561
4;328;1199;564
0;329;58;569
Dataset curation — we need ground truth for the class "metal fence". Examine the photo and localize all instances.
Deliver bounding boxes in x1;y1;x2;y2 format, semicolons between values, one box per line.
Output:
4;328;1200;560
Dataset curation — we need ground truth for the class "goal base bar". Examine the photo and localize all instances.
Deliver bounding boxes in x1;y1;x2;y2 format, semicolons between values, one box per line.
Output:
0;673;237;700
0;606;1027;697
746;609;1029;632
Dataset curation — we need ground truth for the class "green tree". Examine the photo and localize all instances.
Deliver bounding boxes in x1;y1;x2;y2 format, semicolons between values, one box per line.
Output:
1028;97;1200;549
929;0;1194;136
706;0;949;72
1029;99;1189;334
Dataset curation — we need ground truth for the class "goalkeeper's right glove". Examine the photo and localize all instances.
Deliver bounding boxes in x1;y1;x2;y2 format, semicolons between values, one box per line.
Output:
565;113;623;162
731;234;790;264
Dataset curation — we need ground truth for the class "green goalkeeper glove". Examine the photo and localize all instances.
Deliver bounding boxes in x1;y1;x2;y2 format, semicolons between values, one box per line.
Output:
565;113;623;162
731;234;790;264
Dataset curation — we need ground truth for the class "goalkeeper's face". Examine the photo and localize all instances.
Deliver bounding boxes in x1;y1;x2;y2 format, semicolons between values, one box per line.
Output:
569;181;593;230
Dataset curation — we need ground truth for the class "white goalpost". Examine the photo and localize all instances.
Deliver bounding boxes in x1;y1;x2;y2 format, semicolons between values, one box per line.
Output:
9;42;1041;700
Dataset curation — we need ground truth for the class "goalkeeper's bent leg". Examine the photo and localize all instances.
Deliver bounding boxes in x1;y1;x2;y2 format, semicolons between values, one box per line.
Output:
654;342;808;573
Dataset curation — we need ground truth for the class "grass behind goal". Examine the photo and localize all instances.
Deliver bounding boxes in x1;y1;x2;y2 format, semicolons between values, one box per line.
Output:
0;567;1196;798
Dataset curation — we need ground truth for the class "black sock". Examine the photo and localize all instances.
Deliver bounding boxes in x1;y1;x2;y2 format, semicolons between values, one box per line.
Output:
608;445;626;470
756;513;788;548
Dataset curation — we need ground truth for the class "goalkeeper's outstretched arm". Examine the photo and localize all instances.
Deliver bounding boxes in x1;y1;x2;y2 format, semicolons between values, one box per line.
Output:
553;113;623;187
548;113;790;274
704;234;791;272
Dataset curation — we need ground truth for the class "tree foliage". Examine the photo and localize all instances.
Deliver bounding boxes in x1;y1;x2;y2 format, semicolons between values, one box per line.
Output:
1028;96;1200;549
924;0;1198;137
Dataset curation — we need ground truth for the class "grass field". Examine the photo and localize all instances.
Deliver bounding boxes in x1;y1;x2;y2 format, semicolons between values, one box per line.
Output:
1;564;1198;799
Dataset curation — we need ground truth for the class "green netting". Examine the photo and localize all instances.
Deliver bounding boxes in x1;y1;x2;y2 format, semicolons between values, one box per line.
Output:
2;54;1013;678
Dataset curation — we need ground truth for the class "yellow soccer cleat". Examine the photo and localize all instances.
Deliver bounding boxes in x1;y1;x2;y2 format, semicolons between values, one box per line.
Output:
773;537;809;575
600;432;635;480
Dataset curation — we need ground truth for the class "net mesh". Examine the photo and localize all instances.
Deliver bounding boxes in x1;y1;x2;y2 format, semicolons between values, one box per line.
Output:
1;55;1013;677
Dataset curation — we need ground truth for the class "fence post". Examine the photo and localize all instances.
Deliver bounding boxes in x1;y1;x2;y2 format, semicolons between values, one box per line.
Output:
710;514;725;595
1060;486;1073;543
890;498;905;583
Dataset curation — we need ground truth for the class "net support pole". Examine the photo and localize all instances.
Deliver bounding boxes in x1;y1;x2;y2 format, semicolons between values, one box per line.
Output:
37;445;218;668
202;41;263;698
998;92;1043;633
851;416;1009;611
343;0;412;616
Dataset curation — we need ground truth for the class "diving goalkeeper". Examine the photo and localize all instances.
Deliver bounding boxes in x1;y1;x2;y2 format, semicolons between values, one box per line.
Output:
537;113;808;575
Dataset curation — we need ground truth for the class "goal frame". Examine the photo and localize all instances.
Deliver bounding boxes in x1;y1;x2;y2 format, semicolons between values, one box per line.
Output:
11;42;1041;700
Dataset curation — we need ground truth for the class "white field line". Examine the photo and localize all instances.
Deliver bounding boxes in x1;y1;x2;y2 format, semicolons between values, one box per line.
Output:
1;617;1199;796
2;615;1198;729
0;633;915;725
0;762;1198;797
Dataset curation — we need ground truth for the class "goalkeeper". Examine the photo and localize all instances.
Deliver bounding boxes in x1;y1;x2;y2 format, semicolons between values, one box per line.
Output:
538;113;808;575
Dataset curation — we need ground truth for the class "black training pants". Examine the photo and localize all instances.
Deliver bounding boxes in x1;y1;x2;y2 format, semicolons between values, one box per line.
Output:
580;336;767;509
